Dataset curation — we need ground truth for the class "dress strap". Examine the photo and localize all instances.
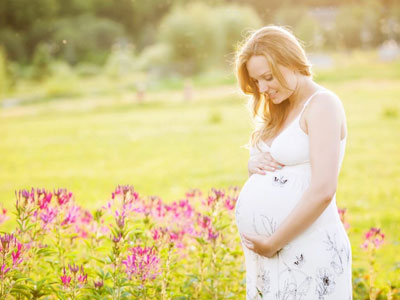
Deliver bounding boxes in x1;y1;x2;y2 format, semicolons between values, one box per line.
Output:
298;89;328;117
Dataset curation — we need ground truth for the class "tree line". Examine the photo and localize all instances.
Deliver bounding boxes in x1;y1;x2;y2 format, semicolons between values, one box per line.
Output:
0;0;399;69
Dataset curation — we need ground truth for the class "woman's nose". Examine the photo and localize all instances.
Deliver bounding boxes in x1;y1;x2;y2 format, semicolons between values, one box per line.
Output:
258;80;269;93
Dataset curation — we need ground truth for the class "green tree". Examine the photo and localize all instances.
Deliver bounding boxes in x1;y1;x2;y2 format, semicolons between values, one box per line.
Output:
158;2;224;75
0;47;9;99
336;0;384;49
51;15;126;65
0;0;59;31
0;28;27;62
214;4;262;62
32;43;52;80
158;2;261;75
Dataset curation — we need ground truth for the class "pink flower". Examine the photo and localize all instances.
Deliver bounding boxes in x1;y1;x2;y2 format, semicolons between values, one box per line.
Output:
15;189;31;212
203;195;217;207
40;207;58;228
61;205;80;226
80;210;93;224
0;205;8;224
77;265;87;285
94;280;104;289
78;273;88;284
60;267;72;288
54;188;73;206
151;227;171;243
169;230;180;241
37;191;52;210
72;210;94;239
0;264;11;279
168;230;185;249
338;207;350;230
12;243;23;266
197;215;211;229
68;263;79;274
111;185;139;202
224;196;237;211
122;246;160;281
1;234;25;267
185;188;202;198
207;227;219;241
115;214;125;229
211;188;225;199
0;233;15;255
112;232;123;244
361;227;385;250
164;199;194;225
152;228;161;241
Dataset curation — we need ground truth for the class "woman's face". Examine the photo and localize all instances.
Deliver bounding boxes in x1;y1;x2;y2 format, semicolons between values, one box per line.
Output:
246;55;298;105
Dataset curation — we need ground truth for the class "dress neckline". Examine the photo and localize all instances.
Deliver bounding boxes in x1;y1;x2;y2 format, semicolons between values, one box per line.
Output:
262;89;326;148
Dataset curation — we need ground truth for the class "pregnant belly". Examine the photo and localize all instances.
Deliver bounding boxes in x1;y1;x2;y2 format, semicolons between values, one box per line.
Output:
235;171;309;237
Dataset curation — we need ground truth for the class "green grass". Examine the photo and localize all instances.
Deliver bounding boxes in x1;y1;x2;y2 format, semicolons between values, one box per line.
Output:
1;51;400;284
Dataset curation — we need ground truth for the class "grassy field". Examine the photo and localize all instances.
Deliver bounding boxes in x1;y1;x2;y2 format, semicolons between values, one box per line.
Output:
1;51;400;284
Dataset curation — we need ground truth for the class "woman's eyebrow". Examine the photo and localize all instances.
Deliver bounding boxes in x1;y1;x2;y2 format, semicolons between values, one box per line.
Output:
250;71;272;79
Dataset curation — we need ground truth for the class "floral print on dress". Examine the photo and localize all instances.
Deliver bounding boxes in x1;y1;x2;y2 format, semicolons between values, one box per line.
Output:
323;230;351;275
240;214;352;300
246;276;259;300
260;214;277;237
276;260;313;300
315;267;336;299
256;260;271;299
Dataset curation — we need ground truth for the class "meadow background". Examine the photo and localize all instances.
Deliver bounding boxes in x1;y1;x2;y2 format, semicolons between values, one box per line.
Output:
1;0;400;298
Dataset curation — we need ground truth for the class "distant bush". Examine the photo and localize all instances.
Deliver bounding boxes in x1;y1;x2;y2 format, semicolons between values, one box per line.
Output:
293;15;322;50
273;4;308;29
43;61;80;98
0;46;10;98
208;110;222;124
158;2;261;75
104;42;137;78
75;63;102;78
158;2;223;75
31;43;53;80
136;42;173;76
272;5;322;49
214;4;262;63
336;0;384;49
0;28;27;62
382;106;399;119
51;14;126;65
43;76;80;99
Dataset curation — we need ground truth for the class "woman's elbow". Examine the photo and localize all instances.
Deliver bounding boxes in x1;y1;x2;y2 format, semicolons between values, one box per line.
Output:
311;181;337;203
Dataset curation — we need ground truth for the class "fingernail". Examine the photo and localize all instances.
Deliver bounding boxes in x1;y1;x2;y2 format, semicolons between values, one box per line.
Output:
278;166;282;169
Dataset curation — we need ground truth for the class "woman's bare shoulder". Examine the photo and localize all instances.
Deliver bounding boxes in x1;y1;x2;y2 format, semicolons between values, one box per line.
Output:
306;89;345;118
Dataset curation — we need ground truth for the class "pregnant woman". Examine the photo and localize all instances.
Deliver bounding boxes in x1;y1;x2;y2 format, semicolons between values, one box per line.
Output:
234;25;352;299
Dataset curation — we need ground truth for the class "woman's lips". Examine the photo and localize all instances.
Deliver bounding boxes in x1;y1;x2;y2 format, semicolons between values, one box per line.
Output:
269;91;277;98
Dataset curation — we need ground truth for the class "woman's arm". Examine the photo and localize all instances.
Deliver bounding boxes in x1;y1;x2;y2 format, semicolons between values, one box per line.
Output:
267;93;344;253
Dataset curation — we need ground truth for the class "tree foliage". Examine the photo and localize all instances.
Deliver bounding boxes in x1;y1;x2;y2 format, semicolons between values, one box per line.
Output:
157;2;261;75
0;0;398;72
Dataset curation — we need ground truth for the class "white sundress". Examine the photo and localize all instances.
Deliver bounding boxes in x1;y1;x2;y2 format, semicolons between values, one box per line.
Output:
235;89;352;300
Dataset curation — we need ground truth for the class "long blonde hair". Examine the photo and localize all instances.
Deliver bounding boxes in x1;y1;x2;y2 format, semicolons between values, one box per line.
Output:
235;25;313;151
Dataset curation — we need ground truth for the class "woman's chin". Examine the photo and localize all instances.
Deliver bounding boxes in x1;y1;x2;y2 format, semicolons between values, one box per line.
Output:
271;97;282;104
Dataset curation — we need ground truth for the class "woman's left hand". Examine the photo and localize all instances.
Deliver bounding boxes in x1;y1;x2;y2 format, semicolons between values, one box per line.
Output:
241;233;280;258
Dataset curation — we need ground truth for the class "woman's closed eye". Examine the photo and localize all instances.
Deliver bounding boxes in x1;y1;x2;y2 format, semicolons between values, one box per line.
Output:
263;75;273;81
253;76;273;85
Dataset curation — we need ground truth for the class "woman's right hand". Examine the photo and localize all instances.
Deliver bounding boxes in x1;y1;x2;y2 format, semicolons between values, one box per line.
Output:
248;152;285;176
